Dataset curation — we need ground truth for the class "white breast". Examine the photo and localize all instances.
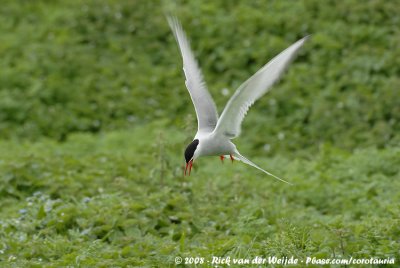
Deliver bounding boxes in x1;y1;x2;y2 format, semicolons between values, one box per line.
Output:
194;132;236;158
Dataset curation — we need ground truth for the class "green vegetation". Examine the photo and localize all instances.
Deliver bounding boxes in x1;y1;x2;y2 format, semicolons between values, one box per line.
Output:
0;0;398;267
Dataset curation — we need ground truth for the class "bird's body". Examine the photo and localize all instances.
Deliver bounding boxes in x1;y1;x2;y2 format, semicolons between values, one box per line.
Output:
168;16;309;183
193;132;236;157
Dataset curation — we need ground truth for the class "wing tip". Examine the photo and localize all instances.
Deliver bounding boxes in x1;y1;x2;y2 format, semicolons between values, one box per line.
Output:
233;151;294;185
298;34;311;46
166;15;179;31
292;35;311;50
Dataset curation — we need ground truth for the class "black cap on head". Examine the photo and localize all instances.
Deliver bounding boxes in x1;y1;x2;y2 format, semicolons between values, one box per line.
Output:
184;139;199;163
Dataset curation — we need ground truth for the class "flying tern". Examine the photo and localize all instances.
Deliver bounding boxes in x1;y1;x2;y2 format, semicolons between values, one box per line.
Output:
168;16;309;183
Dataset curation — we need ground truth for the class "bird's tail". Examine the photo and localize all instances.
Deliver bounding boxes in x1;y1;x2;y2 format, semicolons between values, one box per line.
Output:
233;150;293;185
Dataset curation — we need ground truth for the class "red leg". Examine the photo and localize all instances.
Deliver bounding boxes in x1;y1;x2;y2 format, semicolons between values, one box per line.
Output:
220;155;225;163
230;154;234;163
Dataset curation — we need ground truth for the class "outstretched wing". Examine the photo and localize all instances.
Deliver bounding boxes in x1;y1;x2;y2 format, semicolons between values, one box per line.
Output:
167;16;219;133
213;36;309;138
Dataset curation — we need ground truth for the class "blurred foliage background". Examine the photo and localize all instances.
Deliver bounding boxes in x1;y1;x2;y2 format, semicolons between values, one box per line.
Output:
0;0;398;153
0;0;399;266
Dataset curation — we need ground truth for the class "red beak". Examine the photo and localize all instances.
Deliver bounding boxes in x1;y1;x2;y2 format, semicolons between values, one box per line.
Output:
184;159;193;176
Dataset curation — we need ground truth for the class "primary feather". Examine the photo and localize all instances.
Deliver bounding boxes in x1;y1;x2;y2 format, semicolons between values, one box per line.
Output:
167;16;219;133
213;36;309;139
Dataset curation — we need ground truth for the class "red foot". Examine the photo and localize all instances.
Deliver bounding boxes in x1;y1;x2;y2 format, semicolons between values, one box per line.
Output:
220;155;225;163
230;154;234;163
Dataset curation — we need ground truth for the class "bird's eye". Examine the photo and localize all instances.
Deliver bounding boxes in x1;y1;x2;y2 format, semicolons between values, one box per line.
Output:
184;139;199;163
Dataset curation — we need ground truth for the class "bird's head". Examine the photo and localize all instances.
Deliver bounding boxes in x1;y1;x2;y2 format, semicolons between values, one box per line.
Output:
184;139;199;176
